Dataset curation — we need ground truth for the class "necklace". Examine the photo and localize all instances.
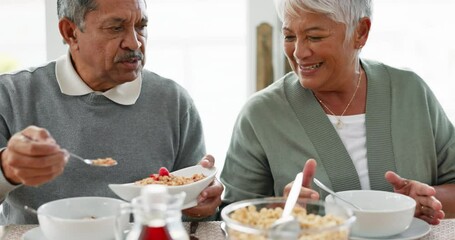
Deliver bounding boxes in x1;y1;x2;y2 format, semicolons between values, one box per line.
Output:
314;71;362;129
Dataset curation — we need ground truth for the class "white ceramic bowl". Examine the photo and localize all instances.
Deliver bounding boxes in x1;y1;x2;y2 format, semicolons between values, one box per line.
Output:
37;197;128;240
109;165;217;209
325;190;416;238
221;197;356;240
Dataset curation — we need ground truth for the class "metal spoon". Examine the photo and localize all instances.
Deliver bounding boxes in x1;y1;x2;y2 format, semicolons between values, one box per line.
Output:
269;172;303;239
313;178;362;210
69;152;118;167
24;205;38;215
20;134;117;167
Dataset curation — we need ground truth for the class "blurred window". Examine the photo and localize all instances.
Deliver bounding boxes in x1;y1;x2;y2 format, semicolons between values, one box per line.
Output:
361;0;455;122
145;0;248;169
0;0;46;72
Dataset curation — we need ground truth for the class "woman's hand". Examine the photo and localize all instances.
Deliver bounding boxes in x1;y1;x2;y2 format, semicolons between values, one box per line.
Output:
385;171;445;225
283;158;319;200
183;154;224;218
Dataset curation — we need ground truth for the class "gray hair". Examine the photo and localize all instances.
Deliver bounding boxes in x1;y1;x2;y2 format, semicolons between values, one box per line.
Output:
274;0;373;43
57;0;98;31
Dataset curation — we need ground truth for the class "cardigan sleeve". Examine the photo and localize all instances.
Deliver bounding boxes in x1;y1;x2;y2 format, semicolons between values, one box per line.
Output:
427;86;455;184
220;104;275;204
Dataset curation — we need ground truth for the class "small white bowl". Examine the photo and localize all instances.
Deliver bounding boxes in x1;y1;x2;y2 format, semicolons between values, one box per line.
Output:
109;165;217;209
37;197;128;240
326;190;416;238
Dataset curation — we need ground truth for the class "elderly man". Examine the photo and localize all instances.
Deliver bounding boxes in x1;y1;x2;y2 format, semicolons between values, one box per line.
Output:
0;0;223;224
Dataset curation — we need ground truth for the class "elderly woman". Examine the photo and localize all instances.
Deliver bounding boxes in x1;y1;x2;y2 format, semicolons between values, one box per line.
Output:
221;0;455;225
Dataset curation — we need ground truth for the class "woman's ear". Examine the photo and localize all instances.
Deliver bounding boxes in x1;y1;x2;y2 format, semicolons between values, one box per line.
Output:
58;18;79;50
355;17;371;49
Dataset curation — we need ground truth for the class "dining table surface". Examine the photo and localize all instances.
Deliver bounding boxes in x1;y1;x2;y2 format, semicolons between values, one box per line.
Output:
3;219;455;240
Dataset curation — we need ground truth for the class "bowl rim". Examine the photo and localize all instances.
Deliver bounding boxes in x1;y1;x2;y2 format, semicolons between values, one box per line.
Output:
37;196;126;221
165;165;217;189
113;165;217;189
326;190;416;213
221;197;356;235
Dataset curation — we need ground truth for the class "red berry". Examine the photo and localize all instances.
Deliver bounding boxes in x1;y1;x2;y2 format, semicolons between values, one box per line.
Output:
158;167;170;176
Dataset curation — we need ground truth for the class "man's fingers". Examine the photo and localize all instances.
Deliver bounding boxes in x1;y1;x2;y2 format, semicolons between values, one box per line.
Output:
199;154;215;168
21;126;56;144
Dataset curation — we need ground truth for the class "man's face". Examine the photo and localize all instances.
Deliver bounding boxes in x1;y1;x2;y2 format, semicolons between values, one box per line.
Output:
71;0;148;91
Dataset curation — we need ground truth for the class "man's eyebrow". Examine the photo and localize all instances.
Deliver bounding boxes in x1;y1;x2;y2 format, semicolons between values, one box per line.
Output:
103;17;125;25
102;16;148;25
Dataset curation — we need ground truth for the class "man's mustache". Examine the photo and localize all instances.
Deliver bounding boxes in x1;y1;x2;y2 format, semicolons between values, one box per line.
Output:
114;51;144;63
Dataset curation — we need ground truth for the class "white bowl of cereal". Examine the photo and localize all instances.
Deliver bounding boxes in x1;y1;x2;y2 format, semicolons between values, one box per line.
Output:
37;197;129;240
109;165;217;209
221;197;355;240
325;190;416;238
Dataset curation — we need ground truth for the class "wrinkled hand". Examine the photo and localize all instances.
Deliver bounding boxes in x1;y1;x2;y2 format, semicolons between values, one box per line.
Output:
283;158;319;200
183;154;223;218
385;171;444;225
0;126;68;186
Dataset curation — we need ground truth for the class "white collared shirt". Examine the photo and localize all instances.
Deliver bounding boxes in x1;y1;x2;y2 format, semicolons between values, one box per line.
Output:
55;53;142;105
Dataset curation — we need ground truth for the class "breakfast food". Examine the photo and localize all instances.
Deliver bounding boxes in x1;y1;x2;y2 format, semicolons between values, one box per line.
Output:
135;167;206;186
228;205;348;240
91;157;117;166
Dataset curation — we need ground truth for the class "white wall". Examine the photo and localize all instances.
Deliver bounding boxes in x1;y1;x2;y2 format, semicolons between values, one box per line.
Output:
45;0;67;61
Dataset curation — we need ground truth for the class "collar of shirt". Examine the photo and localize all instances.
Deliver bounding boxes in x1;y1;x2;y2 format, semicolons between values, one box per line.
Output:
54;53;142;105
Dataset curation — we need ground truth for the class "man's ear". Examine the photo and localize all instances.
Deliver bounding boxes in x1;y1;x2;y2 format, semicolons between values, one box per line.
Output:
58;18;79;50
354;17;371;49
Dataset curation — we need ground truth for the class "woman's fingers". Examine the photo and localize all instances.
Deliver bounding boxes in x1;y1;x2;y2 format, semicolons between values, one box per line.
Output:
302;158;317;188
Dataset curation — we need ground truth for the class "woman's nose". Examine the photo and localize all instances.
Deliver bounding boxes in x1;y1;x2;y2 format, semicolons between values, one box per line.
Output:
293;40;312;60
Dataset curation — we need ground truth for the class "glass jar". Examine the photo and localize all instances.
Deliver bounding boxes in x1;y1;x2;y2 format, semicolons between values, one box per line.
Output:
117;185;189;240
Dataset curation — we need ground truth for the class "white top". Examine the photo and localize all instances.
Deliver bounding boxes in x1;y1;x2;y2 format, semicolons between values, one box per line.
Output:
55;53;142;105
327;114;371;190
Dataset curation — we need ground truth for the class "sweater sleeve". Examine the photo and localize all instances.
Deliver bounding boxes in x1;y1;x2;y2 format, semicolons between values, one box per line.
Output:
221;103;275;204
0;148;21;202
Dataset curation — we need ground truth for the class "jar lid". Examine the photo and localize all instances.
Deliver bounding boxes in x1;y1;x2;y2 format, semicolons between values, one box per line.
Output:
141;185;169;207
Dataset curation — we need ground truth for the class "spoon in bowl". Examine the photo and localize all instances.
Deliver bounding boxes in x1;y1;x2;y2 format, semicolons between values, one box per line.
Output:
269;172;303;239
313;178;362;210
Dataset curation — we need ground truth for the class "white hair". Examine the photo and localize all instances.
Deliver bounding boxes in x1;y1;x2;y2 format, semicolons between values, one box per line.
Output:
274;0;373;72
274;0;373;43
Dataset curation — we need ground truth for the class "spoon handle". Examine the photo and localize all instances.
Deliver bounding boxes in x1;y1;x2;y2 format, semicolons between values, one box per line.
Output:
24;205;38;215
68;152;88;163
313;178;362;210
282;172;303;218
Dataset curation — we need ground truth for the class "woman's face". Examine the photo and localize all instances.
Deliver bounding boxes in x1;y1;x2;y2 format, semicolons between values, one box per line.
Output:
282;10;356;91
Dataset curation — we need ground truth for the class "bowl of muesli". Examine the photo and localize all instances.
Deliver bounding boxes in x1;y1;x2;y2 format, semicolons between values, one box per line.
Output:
109;165;217;209
221;197;355;240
